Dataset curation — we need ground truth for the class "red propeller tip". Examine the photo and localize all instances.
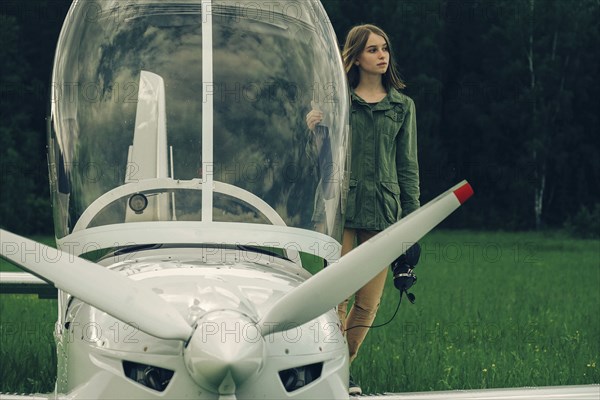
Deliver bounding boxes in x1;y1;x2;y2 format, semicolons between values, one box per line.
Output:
453;182;474;204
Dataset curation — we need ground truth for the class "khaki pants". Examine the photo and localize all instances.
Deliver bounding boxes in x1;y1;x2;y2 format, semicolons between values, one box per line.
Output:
337;228;388;363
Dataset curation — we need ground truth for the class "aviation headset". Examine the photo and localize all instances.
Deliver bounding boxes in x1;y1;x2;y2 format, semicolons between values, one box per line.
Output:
345;242;421;332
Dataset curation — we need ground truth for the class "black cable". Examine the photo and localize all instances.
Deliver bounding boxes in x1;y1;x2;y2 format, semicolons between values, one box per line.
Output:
344;291;405;332
344;244;421;332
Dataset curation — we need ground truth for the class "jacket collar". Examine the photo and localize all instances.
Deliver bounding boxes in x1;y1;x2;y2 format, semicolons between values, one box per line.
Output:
351;87;404;111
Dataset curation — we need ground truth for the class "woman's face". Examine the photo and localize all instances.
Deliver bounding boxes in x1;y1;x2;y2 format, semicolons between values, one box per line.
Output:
355;33;389;76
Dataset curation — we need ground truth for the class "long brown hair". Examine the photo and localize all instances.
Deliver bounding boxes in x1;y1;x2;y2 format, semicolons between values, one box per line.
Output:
342;24;405;91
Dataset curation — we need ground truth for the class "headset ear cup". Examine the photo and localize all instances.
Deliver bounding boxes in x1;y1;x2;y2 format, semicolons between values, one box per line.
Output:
393;254;407;267
392;242;421;270
391;263;416;291
405;242;421;267
392;243;421;295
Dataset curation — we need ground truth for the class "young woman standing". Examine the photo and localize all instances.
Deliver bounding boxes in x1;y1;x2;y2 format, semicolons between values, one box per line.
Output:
307;24;420;395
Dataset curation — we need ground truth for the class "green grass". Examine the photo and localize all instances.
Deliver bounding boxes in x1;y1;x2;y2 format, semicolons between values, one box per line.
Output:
352;230;600;393
0;235;58;393
1;231;598;394
0;295;57;393
0;236;56;272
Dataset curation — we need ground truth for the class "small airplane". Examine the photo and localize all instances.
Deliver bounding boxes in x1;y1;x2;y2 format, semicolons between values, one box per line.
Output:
0;1;597;399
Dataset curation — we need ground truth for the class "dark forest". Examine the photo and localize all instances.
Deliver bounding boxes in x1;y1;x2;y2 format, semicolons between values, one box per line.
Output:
1;0;598;235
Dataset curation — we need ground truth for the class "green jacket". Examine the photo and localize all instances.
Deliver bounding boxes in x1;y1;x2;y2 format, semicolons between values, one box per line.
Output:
345;88;420;230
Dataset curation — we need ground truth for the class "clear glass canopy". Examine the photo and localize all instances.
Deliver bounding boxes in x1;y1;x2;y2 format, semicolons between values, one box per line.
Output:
48;0;350;250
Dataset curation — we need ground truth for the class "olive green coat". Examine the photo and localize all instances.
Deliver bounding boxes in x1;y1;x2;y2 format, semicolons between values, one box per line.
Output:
345;88;420;231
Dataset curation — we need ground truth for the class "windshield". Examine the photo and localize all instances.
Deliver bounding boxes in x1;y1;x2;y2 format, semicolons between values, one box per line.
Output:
49;0;349;250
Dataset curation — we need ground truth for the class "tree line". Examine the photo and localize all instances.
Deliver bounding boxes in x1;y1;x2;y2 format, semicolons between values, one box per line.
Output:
1;0;598;236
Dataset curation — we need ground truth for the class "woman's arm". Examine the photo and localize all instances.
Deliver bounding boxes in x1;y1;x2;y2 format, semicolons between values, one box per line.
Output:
396;98;420;217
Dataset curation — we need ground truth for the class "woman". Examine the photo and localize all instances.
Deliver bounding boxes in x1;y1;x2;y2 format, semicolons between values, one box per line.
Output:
306;24;420;395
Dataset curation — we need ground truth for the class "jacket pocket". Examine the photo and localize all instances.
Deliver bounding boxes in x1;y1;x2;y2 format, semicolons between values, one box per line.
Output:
384;104;406;124
380;181;402;222
382;109;405;139
346;178;358;220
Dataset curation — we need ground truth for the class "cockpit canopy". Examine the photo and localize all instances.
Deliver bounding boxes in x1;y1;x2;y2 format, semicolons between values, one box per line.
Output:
48;0;349;259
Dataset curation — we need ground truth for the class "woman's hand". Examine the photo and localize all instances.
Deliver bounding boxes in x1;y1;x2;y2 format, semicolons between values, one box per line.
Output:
306;101;324;131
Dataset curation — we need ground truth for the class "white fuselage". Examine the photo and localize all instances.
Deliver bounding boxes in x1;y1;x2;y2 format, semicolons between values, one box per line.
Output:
54;247;349;399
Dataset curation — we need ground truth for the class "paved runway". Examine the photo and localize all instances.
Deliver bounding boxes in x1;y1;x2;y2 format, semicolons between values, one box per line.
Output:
357;385;599;400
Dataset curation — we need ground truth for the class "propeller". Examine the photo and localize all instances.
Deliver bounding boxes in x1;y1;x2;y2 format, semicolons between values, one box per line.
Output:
259;180;473;335
184;311;265;395
0;181;472;397
0;180;472;343
0;230;193;341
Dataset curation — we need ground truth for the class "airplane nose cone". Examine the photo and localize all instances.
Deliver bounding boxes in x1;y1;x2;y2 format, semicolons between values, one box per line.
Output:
184;310;265;395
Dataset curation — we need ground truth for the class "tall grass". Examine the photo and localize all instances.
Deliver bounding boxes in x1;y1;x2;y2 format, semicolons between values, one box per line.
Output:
1;231;598;394
0;295;57;393
352;230;600;393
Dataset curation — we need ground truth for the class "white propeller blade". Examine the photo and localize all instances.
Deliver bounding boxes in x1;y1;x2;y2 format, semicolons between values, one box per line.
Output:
260;180;474;335
0;230;193;341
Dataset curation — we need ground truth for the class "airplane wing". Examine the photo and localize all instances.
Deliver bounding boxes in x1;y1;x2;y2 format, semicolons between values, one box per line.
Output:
0;272;57;298
366;385;600;400
1;385;598;399
0;395;50;400
364;385;600;399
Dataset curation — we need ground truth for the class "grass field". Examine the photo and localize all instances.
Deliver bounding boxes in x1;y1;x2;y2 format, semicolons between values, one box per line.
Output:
1;230;598;394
